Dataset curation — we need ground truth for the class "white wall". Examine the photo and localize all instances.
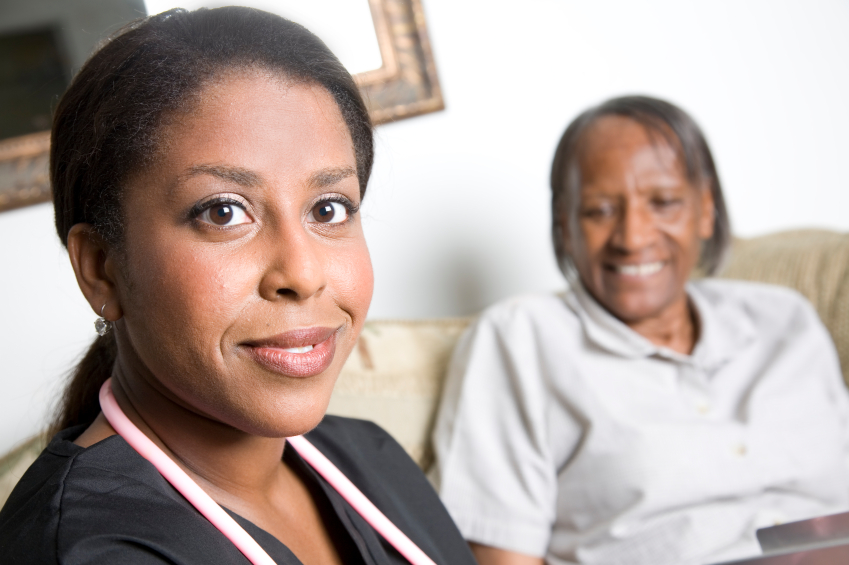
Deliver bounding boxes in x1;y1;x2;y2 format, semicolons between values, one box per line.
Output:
2;0;849;454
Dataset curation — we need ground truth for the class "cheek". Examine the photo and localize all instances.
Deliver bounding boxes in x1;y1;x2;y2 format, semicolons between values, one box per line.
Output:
660;208;704;264
575;222;610;268
327;241;373;323
123;241;256;341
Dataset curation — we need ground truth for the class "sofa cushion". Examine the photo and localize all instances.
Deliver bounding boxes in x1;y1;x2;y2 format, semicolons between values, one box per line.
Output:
0;434;45;509
326;318;472;470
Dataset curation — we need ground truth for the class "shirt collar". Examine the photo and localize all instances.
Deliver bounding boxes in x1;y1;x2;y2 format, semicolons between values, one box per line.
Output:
687;281;757;370
561;270;756;370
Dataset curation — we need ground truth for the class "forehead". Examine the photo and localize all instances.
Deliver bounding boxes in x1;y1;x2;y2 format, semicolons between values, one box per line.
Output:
577;115;685;185
175;70;350;143
150;71;355;181
120;70;358;215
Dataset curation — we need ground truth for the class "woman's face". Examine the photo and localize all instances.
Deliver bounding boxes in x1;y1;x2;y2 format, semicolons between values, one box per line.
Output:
113;72;372;437
564;115;714;324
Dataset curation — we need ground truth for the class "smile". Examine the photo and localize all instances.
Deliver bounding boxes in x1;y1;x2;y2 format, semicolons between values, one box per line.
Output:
611;261;665;277
284;345;314;354
242;327;338;378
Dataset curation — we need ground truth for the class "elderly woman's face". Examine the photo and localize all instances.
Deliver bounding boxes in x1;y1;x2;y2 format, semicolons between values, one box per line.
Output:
113;73;372;437
565;116;714;324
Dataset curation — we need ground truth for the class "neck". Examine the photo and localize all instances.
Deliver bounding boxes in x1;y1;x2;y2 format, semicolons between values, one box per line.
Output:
109;361;289;510
624;294;698;355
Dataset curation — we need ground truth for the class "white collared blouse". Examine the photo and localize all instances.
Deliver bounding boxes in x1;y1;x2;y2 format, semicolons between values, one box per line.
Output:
432;278;849;565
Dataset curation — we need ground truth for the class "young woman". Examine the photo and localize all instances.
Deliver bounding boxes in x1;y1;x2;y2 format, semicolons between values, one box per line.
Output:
432;96;849;565
0;8;475;565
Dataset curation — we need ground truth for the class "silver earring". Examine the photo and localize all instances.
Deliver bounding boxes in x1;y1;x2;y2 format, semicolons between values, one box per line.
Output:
95;304;112;336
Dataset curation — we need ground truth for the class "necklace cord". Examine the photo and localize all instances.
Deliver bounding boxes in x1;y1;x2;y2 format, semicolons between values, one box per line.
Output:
99;378;277;565
98;378;436;565
286;435;437;565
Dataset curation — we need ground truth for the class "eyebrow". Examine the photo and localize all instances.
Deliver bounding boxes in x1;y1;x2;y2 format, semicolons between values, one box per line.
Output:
308;167;357;189
184;164;262;187
183;165;355;189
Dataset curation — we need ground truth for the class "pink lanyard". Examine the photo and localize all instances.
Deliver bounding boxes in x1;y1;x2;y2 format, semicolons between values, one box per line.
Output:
98;379;436;565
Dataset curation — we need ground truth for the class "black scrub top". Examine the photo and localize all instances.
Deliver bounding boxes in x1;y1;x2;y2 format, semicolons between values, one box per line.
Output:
0;416;476;564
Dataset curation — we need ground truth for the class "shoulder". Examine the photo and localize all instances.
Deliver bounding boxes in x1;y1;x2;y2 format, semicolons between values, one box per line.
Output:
307;416;407;460
695;278;822;331
306;416;476;564
306;416;424;487
466;292;577;345
696;277;811;306
0;429;79;561
439;293;576;411
476;292;571;325
0;428;240;564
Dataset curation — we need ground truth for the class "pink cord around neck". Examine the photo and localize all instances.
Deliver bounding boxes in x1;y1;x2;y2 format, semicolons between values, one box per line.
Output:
286;435;437;565
98;378;436;565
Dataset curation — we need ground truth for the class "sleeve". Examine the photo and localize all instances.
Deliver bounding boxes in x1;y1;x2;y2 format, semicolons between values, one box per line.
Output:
431;305;568;557
800;300;849;482
792;293;849;503
747;287;849;503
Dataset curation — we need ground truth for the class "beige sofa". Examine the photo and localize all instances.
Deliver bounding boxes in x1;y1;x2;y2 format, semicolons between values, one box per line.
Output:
3;229;849;508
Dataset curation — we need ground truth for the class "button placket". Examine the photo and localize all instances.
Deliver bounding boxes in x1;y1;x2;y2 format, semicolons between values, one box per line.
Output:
677;362;712;417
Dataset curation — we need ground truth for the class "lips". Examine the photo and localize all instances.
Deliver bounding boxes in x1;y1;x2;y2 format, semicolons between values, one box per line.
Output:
241;326;338;378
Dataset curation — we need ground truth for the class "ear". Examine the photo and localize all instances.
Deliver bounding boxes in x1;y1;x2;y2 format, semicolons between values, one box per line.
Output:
697;185;715;240
67;224;123;322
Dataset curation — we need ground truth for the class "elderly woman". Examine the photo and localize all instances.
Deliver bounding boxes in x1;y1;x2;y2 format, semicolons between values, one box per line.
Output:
0;8;476;565
432;96;849;565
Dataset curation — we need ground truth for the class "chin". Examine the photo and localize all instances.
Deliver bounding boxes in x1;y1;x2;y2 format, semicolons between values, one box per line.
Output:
238;408;328;439
603;295;669;324
212;384;335;439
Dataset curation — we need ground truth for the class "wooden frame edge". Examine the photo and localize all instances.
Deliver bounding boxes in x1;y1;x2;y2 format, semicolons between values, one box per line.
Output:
354;0;444;125
0;132;52;213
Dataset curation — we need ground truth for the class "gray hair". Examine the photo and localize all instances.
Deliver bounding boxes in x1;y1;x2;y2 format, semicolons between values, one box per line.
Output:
549;95;731;276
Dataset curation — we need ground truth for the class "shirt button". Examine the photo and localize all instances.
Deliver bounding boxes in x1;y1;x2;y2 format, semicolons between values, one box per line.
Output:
734;443;747;456
697;401;711;415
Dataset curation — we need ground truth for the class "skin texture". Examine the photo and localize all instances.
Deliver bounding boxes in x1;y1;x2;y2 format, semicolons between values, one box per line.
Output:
565;115;714;354
67;72;373;565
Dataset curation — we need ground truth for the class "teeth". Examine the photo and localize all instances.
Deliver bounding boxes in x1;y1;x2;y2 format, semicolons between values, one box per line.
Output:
616;262;664;276
284;345;314;354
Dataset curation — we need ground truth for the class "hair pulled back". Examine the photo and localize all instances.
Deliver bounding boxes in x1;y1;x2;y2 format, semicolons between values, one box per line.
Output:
549;95;730;277
50;7;374;435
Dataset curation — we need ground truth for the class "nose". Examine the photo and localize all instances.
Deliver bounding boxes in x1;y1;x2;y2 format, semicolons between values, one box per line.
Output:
610;200;656;253
258;223;327;302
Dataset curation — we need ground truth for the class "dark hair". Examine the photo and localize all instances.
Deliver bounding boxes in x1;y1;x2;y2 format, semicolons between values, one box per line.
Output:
50;7;374;435
549;95;730;277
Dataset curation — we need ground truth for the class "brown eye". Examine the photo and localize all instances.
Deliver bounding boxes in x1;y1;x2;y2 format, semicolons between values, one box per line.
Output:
653;198;682;208
209;204;234;225
309;201;348;224
581;203;616;219
197;200;251;227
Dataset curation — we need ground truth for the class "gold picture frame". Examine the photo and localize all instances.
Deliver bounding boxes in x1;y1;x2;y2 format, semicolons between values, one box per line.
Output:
0;0;443;213
357;0;444;125
0;132;51;214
